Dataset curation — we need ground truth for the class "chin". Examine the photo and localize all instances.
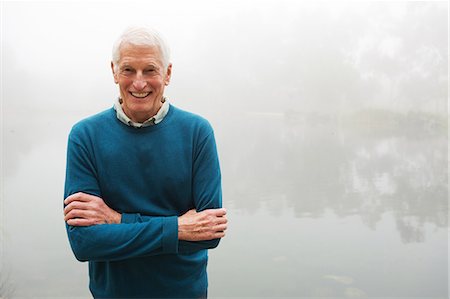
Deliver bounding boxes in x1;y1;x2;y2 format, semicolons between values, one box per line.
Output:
127;102;157;117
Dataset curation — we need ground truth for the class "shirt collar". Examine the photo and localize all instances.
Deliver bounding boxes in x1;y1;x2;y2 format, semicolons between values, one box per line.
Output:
114;97;170;128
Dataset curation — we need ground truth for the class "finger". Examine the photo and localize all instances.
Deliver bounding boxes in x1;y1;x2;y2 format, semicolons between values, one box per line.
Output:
196;223;228;234
197;214;227;228
64;209;86;222
66;218;95;227
64;192;95;205
64;192;85;205
65;209;95;222
202;208;226;217
214;216;228;225
64;200;95;216
213;208;227;216
64;201;92;215
213;231;226;238
214;224;228;232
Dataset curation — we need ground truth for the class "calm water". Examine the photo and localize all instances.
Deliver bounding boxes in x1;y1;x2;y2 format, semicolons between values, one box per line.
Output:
2;110;447;298
1;1;448;298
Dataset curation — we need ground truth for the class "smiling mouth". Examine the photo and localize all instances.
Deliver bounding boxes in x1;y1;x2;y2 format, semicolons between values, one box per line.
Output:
130;92;151;98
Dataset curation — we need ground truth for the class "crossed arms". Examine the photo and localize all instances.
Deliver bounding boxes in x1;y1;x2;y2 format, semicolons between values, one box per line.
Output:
64;192;227;242
64;192;227;262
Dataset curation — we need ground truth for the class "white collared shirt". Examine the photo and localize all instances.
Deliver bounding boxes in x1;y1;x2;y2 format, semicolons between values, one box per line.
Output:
114;97;170;128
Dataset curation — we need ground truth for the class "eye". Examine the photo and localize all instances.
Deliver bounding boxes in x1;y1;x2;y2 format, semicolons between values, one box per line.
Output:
120;66;134;74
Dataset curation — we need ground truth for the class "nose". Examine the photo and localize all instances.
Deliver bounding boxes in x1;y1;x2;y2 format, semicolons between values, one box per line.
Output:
132;79;147;91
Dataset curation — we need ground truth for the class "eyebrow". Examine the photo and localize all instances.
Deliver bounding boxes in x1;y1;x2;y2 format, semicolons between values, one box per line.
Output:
120;63;159;69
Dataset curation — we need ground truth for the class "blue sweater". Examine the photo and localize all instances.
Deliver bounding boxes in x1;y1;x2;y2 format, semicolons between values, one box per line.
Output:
64;105;222;298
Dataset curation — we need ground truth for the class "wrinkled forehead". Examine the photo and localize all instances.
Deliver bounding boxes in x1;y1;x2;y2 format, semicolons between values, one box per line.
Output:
118;43;163;66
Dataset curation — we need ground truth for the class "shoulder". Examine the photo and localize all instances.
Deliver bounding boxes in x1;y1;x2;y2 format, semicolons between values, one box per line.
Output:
170;105;213;132
168;105;216;146
69;107;114;139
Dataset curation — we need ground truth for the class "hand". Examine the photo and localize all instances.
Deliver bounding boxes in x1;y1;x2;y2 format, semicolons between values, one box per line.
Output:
178;208;227;241
64;192;121;226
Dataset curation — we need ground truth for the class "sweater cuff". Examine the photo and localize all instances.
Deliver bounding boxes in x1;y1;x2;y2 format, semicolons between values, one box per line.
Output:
121;213;137;224
162;216;178;254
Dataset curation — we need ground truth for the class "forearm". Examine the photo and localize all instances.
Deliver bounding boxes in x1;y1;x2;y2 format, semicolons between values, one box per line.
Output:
66;215;178;262
122;211;225;252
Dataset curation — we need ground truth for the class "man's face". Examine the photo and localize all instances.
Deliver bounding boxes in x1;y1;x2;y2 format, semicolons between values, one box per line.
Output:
112;43;172;123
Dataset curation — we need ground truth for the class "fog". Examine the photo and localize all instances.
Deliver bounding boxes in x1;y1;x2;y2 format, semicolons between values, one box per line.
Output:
1;1;448;298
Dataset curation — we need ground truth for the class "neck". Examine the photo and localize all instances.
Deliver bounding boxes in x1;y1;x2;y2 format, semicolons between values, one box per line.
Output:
122;101;163;123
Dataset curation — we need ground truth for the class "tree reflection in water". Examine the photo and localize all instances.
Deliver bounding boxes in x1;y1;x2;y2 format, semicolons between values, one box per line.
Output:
221;109;447;244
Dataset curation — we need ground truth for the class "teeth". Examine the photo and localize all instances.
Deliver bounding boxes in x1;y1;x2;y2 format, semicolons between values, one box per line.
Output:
131;92;150;98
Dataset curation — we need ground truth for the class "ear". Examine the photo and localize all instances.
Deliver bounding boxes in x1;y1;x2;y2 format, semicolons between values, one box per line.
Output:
164;63;172;86
111;61;119;84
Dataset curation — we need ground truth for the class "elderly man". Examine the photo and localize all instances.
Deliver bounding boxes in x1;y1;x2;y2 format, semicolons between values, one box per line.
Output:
63;27;227;298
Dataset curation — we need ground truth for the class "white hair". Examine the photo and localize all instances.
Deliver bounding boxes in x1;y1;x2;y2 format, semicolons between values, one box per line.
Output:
112;27;171;71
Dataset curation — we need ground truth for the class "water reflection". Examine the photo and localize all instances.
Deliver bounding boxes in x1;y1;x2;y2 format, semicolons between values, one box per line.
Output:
220;109;447;243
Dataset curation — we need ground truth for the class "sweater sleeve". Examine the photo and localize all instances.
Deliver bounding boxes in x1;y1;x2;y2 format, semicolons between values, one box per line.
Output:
178;130;223;253
121;130;223;253
64;134;179;262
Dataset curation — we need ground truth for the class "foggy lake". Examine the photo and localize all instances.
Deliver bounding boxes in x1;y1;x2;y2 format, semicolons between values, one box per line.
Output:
1;1;448;298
